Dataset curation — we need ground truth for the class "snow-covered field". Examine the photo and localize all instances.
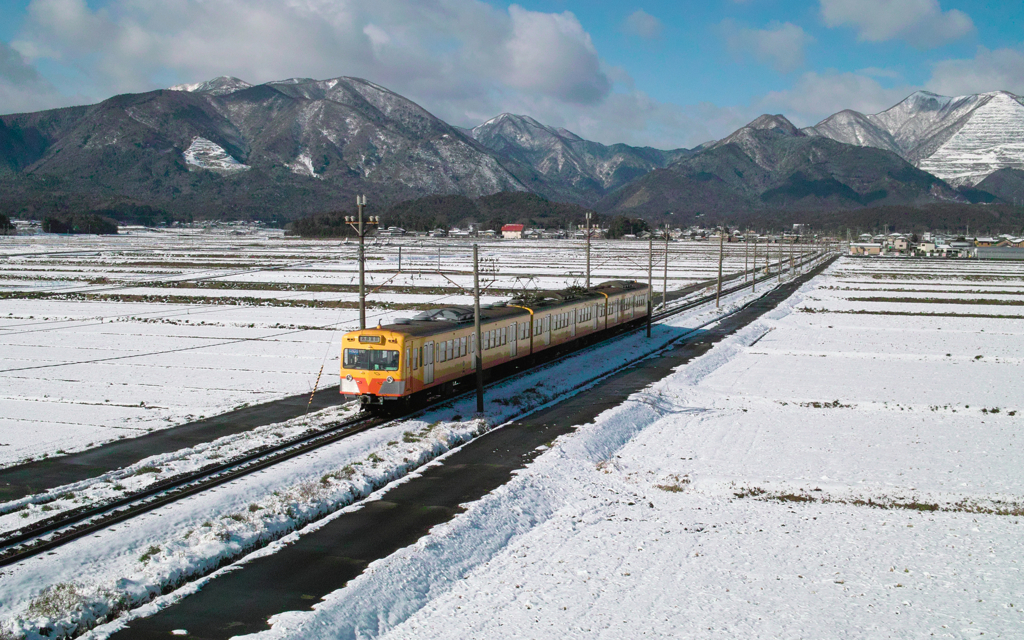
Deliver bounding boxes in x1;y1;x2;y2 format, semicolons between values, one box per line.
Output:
229;256;1024;640
0;252;791;640
0;228;774;468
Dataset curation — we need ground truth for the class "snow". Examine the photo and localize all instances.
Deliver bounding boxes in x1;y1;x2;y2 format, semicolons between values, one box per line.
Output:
0;256;795;639
225;256;1024;640
183;137;250;172
0;230;780;468
285;152;321;179
918;92;1024;186
810;89;1024;185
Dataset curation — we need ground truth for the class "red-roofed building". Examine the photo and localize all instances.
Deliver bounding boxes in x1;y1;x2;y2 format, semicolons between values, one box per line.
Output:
501;223;525;239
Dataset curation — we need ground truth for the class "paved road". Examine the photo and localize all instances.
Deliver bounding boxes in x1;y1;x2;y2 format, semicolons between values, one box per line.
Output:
0;388;349;501
114;257;834;640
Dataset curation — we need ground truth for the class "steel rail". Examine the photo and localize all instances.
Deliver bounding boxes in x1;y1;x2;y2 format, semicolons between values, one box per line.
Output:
0;249;834;568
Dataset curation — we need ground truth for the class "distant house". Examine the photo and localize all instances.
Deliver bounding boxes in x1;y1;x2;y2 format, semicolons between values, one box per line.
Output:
917;241;936;253
975;237;997;247
501;223;525;239
850;243;882;256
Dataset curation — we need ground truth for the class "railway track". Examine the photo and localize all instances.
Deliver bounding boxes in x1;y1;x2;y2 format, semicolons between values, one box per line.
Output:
0;249;833;569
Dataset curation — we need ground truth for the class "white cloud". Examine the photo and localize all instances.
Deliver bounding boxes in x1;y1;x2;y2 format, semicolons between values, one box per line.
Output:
14;0;612;106
926;46;1024;96
759;71;915;125
504;6;610;104
722;20;813;73
820;0;973;49
0;40;69;114
9;0;739;147
623;9;663;40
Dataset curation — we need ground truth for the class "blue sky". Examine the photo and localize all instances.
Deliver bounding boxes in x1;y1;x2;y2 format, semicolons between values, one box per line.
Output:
1;0;1023;148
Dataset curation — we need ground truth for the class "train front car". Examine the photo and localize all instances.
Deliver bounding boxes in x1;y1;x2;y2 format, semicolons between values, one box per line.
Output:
340;327;409;407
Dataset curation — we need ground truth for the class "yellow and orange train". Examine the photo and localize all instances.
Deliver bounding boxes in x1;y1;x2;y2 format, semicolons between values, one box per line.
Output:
340;280;650;406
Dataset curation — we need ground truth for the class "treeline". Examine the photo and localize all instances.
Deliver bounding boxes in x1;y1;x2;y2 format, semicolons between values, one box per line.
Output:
716;203;1024;235
0;213;13;235
42;213;118;235
288;192;602;237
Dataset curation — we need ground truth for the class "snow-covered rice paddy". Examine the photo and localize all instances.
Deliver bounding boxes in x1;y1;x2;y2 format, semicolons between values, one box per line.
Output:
0;227;768;468
239;255;1024;640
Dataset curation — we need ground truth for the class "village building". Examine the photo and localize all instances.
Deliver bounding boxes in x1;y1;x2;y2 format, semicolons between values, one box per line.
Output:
850;242;882;256
500;224;524;239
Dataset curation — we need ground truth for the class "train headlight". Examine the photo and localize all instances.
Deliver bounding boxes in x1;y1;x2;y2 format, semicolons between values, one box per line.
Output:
385;376;395;383
346;374;353;381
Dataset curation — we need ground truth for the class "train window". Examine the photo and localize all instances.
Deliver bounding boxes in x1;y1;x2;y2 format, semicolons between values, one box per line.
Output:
460;336;466;356
484;331;490;350
470;334;475;354
344;349;399;371
439;342;446;363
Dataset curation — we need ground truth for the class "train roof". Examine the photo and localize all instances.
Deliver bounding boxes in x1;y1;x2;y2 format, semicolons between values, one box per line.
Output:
365;280;647;338
376;304;527;338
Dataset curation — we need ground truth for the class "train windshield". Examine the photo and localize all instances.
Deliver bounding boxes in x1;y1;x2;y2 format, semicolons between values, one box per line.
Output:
344;349;400;371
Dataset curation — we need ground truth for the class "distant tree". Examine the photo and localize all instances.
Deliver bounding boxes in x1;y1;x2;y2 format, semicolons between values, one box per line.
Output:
0;213;12;235
42;213;117;235
605;216;650;239
287;191;601;237
285;210;358;237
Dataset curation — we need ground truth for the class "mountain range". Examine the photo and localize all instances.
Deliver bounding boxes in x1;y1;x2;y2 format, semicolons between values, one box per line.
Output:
2;75;1024;224
806;90;1024;188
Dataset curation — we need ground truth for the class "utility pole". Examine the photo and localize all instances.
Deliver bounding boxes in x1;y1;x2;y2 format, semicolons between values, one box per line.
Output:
764;232;769;282
662;223;669;310
473;244;484;413
716;228;724;307
647;234;653;338
752;237;757;293
345;195;378;330
585;211;592;289
398;245;402;272
777;237;782;283
744;232;749;281
789;237;794;274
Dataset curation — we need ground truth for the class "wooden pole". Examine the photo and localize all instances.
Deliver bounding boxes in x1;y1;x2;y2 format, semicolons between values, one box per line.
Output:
647;235;653;338
357;196;366;330
662;224;669;310
585;212;592;289
744;233;749;281
474;244;484;413
752;238;757;293
716;230;724;307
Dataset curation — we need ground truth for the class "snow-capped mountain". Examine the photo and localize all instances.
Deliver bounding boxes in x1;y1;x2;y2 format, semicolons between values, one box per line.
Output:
170;76;253;96
808;90;1024;186
0;76;533;219
172;76;527;196
599;112;962;218
470;113;689;204
710;114;808;170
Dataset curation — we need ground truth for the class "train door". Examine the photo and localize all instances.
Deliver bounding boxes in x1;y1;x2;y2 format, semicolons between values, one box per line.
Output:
543;314;551;346
424;341;434;384
509;322;517;357
570;308;577;337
